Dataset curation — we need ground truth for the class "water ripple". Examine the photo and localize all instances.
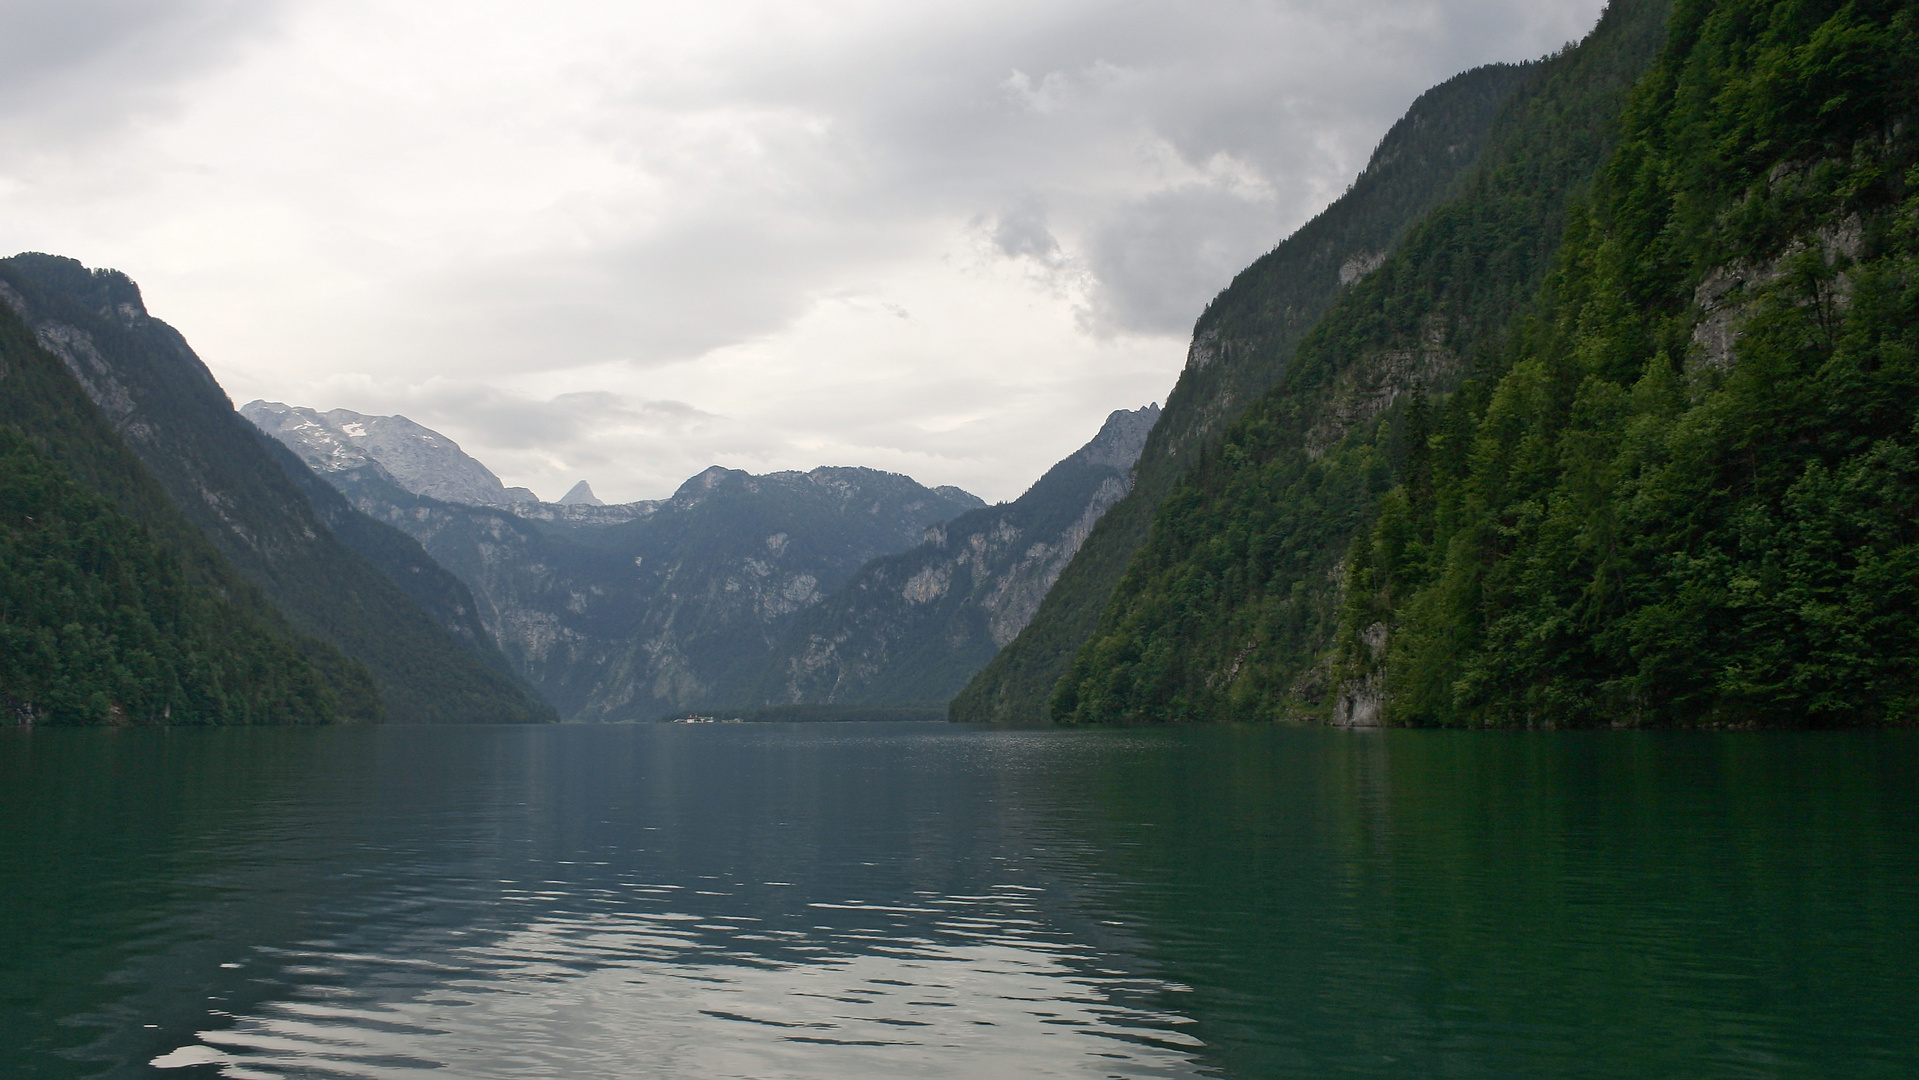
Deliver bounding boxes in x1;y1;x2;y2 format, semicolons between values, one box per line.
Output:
154;886;1205;1079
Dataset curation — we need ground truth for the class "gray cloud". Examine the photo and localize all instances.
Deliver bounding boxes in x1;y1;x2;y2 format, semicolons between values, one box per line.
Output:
0;0;1609;501
1082;184;1285;336
0;0;287;140
333;381;727;503
989;195;1064;265
360;0;1607;374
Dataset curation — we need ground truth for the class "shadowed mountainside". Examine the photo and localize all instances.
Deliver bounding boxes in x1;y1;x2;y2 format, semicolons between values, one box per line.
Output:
0;297;357;724
0;255;554;724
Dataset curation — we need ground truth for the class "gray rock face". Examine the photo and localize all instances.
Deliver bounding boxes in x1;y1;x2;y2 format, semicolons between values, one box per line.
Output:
748;404;1160;707
242;401;540;509
279;439;986;720
558;480;604;506
245;396;1145;717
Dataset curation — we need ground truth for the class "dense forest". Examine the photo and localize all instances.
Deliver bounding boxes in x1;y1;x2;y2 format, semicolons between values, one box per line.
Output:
1049;0;1917;727
0;302;357;724
0;429;337;724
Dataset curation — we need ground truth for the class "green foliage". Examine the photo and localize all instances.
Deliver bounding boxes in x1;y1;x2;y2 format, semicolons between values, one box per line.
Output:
0;255;552;724
0;428;337;724
1050;0;1675;723
0;296;360;725
1062;0;1918;728
1372;0;1919;727
950;62;1539;722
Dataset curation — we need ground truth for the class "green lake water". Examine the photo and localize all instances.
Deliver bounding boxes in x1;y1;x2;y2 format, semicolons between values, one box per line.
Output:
2;723;1914;1078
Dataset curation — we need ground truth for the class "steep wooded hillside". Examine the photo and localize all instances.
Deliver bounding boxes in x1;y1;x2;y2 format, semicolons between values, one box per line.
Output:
952;60;1541;722
1328;0;1919;727
0;302;353;724
0;256;553;724
1054;0;1916;728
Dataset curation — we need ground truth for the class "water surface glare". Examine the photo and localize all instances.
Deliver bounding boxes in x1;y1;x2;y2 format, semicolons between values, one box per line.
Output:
3;723;1915;1078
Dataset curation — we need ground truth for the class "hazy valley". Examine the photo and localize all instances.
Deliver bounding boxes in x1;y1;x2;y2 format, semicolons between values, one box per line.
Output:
5;0;1914;734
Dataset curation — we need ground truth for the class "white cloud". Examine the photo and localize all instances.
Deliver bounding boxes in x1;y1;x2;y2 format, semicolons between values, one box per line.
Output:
0;0;1607;502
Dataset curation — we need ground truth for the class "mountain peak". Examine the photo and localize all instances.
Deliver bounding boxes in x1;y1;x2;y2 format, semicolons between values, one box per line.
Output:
558;480;603;506
1072;403;1160;472
242;401;537;509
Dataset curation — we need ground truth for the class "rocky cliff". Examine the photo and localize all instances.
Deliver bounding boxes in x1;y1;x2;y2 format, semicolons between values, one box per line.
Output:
750;405;1159;707
254;429;989;719
243;401;541;508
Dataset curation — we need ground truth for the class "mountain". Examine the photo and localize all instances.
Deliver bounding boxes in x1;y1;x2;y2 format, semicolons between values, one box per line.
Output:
950;59;1544;722
243;401;540;508
1318;0;1919;727
1051;0;1919;728
749;405;1159;708
0;293;356;724
557;481;603;506
0;255;555;724
247;419;988;719
1050;0;1673;724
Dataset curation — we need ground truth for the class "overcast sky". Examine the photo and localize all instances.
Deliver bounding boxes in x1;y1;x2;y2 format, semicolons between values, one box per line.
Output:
0;0;1606;503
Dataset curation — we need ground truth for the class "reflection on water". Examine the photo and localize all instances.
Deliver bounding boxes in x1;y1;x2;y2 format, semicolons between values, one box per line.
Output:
2;723;1916;1079
169;895;1199;1079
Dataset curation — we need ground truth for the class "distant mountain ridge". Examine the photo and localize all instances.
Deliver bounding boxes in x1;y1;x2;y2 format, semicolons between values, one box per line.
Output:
750;404;1159;707
251;400;1155;717
244;401;541;508
558;481;603;506
252;424;990;718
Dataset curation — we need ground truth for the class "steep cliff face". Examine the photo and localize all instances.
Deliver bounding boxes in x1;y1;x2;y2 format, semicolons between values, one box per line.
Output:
751;405;1159;707
243;401;540;508
0;255;555;724
269;442;987;719
950;60;1541;722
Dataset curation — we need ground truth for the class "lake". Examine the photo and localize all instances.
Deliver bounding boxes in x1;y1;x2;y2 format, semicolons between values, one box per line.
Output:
3;722;1915;1078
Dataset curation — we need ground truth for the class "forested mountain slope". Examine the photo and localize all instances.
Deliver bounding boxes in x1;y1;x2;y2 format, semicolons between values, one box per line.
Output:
750;405;1158;708
1329;0;1919;727
0;255;553;724
0;302;352;724
1055;0;1916;728
951;61;1540;722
